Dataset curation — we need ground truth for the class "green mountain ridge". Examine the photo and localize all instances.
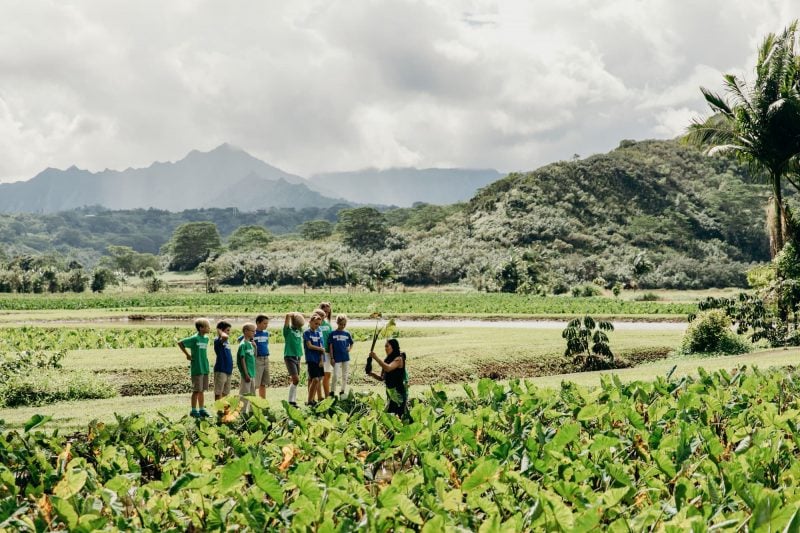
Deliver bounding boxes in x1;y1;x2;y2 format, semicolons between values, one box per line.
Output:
0;138;781;290
460;138;774;287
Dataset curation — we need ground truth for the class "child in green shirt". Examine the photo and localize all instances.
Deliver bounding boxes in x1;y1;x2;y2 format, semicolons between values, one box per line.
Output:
178;318;212;418
283;312;305;407
238;323;257;413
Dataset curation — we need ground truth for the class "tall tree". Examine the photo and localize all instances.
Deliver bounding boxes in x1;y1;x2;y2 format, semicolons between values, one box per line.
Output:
685;21;800;256
163;222;223;271
228;225;273;251
337;207;389;252
298;220;334;240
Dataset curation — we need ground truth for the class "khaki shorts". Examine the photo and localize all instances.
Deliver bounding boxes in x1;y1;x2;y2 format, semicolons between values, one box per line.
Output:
239;377;256;397
191;374;209;393
284;356;300;376
213;372;231;396
255;357;270;387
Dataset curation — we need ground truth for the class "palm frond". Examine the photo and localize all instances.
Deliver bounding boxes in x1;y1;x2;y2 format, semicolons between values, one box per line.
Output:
707;144;748;156
699;87;733;115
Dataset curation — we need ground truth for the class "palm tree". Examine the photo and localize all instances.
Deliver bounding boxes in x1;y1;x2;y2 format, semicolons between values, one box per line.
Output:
685;21;800;256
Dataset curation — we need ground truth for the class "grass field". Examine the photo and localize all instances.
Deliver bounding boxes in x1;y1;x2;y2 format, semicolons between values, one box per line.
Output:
0;288;753;433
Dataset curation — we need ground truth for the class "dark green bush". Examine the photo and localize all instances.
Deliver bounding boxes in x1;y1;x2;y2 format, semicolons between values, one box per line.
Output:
571;284;602;297
633;292;661;302
679;309;752;355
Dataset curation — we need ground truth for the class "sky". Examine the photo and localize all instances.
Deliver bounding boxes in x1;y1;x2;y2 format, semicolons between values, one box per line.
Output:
0;0;797;183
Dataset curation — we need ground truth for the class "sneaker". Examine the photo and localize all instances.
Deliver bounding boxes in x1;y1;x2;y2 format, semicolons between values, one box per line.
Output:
288;401;298;408
190;409;199;418
328;392;335;398
198;408;211;418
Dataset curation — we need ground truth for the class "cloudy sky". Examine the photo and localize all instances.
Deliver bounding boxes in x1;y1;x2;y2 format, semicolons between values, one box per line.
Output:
0;0;796;183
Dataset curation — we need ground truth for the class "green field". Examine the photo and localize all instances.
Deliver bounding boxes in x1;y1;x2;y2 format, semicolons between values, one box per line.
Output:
0;292;697;318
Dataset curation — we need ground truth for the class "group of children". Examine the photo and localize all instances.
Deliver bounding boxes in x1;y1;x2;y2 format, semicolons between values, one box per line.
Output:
177;301;354;418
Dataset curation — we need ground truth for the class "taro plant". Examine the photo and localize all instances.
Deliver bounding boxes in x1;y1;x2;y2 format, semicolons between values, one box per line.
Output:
562;315;615;370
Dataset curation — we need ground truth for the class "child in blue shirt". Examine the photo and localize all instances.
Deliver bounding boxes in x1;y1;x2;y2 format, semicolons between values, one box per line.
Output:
329;314;354;396
303;314;326;405
253;315;270;399
213;320;233;400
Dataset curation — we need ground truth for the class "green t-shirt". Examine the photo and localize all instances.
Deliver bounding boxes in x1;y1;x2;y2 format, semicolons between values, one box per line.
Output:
319;320;332;349
283;325;304;357
237;340;256;379
181;333;210;376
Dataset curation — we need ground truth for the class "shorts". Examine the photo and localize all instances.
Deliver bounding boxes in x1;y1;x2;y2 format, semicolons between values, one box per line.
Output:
323;355;333;373
239;377;256;397
307;362;324;380
191;374;209;393
284;356;301;377
213;372;231;395
255;357;270;387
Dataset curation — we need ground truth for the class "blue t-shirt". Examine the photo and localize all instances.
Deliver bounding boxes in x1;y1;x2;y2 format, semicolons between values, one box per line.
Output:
213;337;233;374
329;330;354;362
303;328;324;364
254;329;270;357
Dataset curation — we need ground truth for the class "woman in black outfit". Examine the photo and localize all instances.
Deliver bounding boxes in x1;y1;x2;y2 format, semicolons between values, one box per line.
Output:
368;338;407;417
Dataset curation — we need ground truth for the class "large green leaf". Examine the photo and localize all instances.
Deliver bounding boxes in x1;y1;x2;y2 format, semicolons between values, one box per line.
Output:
462;458;500;494
24;414;52;433
50;496;78;529
53;469;87;499
168;472;201;495
576;404;607;421
219;457;249;492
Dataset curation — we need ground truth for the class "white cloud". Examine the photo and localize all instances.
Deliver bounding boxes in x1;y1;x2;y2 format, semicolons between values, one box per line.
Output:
0;0;797;182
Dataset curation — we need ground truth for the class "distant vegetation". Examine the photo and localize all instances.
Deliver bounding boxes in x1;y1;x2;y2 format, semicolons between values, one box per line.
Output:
207;140;780;292
0;138;790;293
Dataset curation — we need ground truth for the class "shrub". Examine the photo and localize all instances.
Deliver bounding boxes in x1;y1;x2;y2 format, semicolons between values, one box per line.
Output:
562;315;615;370
612;282;622;298
0;369;117;407
747;263;776;289
0;350;64;382
551;280;570;295
679;309;752;355
633;292;661;302
571;284;602;297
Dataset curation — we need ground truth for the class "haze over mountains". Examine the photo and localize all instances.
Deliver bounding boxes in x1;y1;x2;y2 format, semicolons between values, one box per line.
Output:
0;144;502;213
311;168;503;206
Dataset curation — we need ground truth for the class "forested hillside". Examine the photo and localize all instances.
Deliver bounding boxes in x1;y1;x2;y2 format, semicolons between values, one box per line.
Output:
462;139;774;288
208;139;776;291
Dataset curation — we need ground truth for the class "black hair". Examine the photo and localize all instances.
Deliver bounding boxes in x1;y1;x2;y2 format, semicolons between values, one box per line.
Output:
255;314;269;324
216;320;232;330
386;338;401;356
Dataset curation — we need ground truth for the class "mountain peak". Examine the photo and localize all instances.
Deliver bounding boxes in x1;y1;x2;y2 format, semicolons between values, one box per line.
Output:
212;142;241;152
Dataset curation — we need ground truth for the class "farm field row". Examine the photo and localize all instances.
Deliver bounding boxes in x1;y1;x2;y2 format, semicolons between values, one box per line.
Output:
0;291;697;317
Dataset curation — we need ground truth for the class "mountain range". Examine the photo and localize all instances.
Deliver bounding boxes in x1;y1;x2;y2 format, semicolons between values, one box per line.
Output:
0;144;502;213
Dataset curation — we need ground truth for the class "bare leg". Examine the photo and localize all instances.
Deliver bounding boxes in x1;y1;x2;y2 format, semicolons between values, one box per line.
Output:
323;372;331;396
